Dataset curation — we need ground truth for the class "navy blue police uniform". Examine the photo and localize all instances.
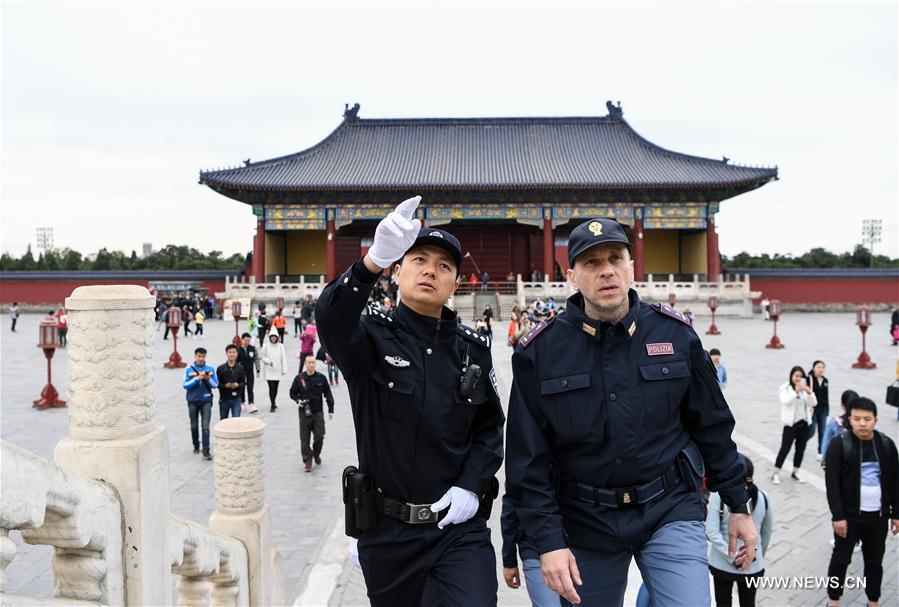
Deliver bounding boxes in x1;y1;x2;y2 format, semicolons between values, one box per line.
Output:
315;228;505;607
505;218;749;606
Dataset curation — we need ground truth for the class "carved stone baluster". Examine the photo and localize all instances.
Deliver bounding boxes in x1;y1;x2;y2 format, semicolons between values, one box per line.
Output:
209;418;275;606
176;575;211;607
60;285;172;605
0;530;14;591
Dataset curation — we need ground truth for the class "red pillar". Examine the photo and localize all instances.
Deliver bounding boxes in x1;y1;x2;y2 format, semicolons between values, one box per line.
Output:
706;217;721;281
634;216;645;281
252;219;266;282
326;218;337;281
542;218;554;280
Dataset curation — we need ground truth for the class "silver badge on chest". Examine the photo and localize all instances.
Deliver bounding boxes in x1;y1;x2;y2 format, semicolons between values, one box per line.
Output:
384;355;411;368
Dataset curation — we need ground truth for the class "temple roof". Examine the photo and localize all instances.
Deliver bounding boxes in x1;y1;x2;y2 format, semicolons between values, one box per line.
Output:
199;102;777;202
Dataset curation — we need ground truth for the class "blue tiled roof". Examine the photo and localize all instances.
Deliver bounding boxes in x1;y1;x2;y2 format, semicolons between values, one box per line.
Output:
199;104;777;193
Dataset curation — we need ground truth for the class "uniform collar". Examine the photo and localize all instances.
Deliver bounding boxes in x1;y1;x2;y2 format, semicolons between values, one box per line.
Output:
395;301;458;344
565;289;641;340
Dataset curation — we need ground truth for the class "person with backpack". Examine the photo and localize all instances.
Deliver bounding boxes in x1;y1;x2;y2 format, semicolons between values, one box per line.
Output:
824;397;899;607
706;455;774;607
182;347;218;460
819;390;859;468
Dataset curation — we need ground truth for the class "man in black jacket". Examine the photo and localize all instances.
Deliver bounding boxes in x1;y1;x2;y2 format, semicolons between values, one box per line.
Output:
216;344;246;420
237;333;260;414
824;397;899;606
290;354;335;473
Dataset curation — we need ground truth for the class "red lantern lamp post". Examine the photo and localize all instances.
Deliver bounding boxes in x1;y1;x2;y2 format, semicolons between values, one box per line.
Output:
765;300;785;349
164;307;186;368
231;301;243;347
852;307;876;369
668;293;677;308
276;297;284;311
34;319;66;409
706;296;721;335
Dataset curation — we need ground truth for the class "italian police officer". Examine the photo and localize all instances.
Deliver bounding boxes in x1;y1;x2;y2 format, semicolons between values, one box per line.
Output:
505;218;758;606
315;196;504;606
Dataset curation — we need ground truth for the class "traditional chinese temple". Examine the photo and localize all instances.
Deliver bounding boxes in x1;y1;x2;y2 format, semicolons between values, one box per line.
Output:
199;102;777;283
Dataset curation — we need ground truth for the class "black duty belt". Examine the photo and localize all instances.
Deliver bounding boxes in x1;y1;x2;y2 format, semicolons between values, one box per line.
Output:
376;492;445;525
562;464;681;509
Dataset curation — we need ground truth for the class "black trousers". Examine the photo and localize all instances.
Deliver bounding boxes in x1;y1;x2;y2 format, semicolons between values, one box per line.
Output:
299;410;325;462
267;380;279;406
358;516;497;607
775;420;809;468
827;512;888;601
241;373;255;404
709;566;763;607
294;318;302;335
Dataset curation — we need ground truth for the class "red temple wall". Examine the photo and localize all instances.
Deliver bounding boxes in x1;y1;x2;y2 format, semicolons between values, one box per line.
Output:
0;279;227;305
748;278;899;304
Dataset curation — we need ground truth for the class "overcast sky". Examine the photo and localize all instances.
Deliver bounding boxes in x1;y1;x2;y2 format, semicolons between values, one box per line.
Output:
2;1;897;259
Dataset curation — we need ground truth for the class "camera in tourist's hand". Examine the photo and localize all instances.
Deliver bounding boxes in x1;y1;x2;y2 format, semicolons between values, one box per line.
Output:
299;399;312;417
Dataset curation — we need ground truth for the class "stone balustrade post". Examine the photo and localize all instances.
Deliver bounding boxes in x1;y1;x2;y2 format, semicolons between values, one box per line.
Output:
209;418;280;606
58;285;172;604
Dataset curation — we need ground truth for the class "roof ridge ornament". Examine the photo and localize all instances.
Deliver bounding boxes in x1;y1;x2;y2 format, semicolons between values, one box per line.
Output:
344;102;361;122
605;100;623;120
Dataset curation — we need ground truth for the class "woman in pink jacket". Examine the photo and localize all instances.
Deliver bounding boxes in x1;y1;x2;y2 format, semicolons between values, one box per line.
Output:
297;319;318;372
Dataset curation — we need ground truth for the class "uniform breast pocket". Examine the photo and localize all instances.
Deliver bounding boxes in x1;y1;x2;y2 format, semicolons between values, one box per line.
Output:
638;360;690;431
372;367;416;423
445;387;487;445
540;373;597;438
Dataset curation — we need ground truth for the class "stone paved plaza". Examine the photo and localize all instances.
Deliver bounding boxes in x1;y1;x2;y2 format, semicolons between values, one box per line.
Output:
2;308;897;605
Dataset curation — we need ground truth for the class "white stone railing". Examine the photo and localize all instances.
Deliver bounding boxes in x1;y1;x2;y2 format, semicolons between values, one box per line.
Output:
0;285;283;606
170;515;248;606
1;440;124;605
222;275;326;303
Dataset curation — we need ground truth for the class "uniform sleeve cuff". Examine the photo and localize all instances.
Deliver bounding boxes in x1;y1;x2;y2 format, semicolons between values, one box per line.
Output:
537;528;569;555
719;487;750;510
351;259;381;284
502;556;518;568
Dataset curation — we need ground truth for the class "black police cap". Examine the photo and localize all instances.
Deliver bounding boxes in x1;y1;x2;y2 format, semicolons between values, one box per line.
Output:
404;227;463;273
567;218;632;266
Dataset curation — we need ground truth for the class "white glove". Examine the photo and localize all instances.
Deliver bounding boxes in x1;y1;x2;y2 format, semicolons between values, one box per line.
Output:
366;196;422;268
348;537;360;568
430;486;480;530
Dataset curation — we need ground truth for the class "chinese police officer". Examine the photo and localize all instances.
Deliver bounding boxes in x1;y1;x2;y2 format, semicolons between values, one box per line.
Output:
505;217;757;606
316;196;504;606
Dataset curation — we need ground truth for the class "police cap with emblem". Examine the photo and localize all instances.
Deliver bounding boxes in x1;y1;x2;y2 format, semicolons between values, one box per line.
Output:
567;218;633;266
404;227;463;274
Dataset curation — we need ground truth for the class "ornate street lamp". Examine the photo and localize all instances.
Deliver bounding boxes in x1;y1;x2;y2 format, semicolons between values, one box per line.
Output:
706;296;721;335
231;300;243;347
852;307;876;369
765;300;785;349
668;293;677;308
33;319;66;409
164;306;186;368
276;297;284;311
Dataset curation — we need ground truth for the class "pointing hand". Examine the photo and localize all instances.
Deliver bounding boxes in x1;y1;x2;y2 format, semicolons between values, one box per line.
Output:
366;196;422;269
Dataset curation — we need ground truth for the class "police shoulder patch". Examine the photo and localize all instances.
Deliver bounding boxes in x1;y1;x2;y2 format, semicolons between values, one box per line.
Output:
519;315;556;349
458;324;491;348
651;303;692;327
366;303;395;326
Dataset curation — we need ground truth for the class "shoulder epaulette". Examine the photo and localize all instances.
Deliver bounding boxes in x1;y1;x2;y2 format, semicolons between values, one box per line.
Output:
458;324;491;348
366;303;395;326
519;316;555;349
651;302;692;327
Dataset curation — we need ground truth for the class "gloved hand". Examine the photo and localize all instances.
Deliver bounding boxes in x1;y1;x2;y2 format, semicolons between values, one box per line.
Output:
366;196;422;268
348;537;360;568
430;486;480;530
